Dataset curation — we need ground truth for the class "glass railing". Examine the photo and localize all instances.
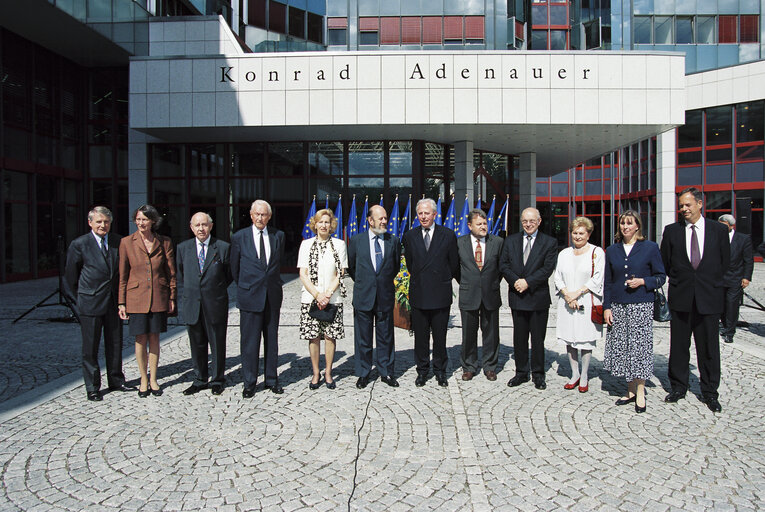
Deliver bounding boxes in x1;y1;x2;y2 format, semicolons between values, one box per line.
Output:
50;0;151;24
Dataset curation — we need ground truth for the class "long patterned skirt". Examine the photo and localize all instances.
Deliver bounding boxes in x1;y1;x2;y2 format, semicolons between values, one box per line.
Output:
603;302;654;381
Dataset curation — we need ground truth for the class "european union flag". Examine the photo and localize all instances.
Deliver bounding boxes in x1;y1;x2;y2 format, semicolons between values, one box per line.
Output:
359;196;369;233
435;196;442;225
444;197;456;232
476;196;482;211
456;196;470;237
401;195;412;235
333;196;343;239
348;195;358;238
389;195;400;237
302;196;317;239
491;198;508;236
486;195;497;233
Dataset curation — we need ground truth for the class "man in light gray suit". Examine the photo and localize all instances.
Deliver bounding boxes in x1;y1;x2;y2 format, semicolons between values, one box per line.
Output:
176;212;232;395
456;209;504;381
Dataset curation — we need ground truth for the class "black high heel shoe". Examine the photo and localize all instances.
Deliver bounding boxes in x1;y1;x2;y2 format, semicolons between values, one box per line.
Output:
635;397;646;413
138;383;150;398
149;383;163;397
309;374;324;390
325;378;336;390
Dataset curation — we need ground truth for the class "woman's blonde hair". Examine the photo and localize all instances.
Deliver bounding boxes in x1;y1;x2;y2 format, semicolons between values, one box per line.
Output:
615;210;645;242
569;216;594;234
309;208;338;233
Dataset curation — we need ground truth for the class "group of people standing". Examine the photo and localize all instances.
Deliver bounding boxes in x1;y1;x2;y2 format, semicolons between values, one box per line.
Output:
63;187;752;415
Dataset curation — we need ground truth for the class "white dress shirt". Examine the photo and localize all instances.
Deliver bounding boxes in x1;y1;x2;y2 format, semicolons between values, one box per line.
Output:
368;230;385;271
252;226;271;264
685;217;705;262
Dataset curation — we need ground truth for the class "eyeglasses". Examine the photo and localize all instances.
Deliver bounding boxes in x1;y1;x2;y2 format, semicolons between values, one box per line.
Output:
521;220;539;225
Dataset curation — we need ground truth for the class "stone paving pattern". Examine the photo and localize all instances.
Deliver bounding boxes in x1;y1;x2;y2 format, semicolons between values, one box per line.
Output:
1;267;764;511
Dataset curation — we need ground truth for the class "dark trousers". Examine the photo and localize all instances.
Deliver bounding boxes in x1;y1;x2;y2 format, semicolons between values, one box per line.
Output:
460;305;500;374
411;306;449;377
669;300;721;399
240;299;280;389
354;305;395;378
720;285;743;339
511;309;549;382
80;310;124;392
187;307;227;386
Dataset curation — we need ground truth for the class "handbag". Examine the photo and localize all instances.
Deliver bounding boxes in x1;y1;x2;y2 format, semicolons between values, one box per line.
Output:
308;301;338;322
590;248;605;324
654;286;671;322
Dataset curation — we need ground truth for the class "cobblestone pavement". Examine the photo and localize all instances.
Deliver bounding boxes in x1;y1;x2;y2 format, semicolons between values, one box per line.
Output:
1;267;764;511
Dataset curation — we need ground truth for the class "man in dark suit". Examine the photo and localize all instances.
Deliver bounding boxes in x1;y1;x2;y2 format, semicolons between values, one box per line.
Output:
177;212;233;396
717;214;754;345
402;198;459;387
63;206;126;401
348;205;402;389
500;207;557;390
661;187;730;413
231;200;285;397
456;209;503;381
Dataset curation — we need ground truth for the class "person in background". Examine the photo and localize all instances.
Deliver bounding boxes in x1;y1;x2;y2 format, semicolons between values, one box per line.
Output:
717;214;753;344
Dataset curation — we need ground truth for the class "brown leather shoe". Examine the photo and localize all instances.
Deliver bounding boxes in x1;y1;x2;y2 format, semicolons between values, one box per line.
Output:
462;371;474;381
485;371;497;381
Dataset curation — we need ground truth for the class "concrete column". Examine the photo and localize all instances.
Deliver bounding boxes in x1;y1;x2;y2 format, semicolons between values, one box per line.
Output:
128;128;151;233
518;152;537;224
656;129;677;246
454;140;474;218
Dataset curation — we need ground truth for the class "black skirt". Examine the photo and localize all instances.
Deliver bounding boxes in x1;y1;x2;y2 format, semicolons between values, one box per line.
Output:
128;311;168;336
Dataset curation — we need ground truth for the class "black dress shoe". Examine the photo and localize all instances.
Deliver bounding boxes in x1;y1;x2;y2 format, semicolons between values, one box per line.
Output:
436;375;448;387
210;385;224;395
108;384;132;392
534;380;547;390
242;386;256;398
310;376;325;390
635;397;647;413
265;383;284;394
507;375;530;387
86;391;102;402
149;384;163;397
705;397;722;413
183;384;207;396
664;391;686;403
356;376;369;389
381;376;399;387
415;375;427;387
138;386;150;398
325;380;336;390
615;396;636;406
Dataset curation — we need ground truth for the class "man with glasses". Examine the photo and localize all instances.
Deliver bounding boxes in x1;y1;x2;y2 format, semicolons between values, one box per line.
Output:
500;207;558;390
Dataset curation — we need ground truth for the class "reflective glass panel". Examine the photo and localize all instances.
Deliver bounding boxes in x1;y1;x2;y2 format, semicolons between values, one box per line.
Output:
654;16;672;44
695;16;714;43
152;145;183;178
706;106;733;146
269;142;304;177
676;16;693;44
549;30;567;49
348;141;384;175
634;16;651;44
308;142;344;176
389;141;413;175
678;110;703;147
549;5;567;25
531;29;547;49
232;143;265;176
736;161;765;181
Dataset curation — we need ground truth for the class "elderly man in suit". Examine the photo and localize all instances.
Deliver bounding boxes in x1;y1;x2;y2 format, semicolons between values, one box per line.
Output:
500;207;558;390
717;214;754;345
348;205;402;389
231;200;285;397
402;198;459;387
177;212;233;395
63;206;126;401
456;209;504;382
661;187;730;413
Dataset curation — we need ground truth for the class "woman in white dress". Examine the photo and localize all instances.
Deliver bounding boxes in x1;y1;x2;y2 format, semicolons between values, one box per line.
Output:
554;217;605;393
297;209;348;390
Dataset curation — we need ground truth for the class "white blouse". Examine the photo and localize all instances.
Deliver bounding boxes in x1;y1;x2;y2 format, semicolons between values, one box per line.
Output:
297;237;348;305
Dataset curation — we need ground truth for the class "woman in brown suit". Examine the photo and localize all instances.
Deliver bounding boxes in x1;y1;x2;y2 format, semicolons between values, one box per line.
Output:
118;204;176;398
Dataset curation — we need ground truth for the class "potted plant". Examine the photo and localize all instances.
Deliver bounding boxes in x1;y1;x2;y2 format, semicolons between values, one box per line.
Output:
393;254;412;330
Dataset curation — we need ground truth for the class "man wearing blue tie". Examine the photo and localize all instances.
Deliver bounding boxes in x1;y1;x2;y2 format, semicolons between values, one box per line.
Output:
347;205;402;388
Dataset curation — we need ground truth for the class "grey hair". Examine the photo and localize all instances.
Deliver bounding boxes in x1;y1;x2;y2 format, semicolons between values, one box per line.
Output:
467;208;487;224
191;211;214;224
718;214;736;225
521;207;542;220
88;206;113;222
416;198;437;212
250;200;272;215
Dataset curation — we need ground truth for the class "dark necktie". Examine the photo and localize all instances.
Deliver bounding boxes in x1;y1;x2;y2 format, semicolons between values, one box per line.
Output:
198;243;206;273
423;228;431;251
374;236;383;272
259;230;267;265
523;235;532;265
100;236;108;259
475;239;483;270
690;225;701;270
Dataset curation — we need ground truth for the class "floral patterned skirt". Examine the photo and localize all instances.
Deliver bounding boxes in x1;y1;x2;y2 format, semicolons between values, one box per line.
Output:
299;302;344;341
603;302;654;381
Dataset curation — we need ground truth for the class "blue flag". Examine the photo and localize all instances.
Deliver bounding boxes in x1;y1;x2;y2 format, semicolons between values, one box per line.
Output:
444;198;456;232
491;198;508;236
348;196;358;238
325;195;329;210
302;196;317;239
476;197;482;211
486;196;497;233
359;196;369;233
401;195;412;235
379;194;384;210
389;195;400;237
333;197;343;239
435;196;442;225
456;196;470;237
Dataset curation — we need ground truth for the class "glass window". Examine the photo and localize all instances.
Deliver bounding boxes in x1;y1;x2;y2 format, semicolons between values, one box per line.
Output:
401;16;421;44
422;16;442;43
536;182;549;197
551;182;568;196
676;16;693;43
634;16;652;44
229;178;265;205
531;29;548;49
531;5;547;25
232;143;265;176
706;106;732;146
654;16;672;44
678;110;702;147
249;0;266;28
308;142;344;176
327;28;347;45
549;5;567;25
190;144;225;177
359;31;379;44
740;15;759;43
288;7;306;38
190;178;227;205
677;166;702;185
719;15;736;43
706;191;732;211
307;12;323;43
549;30;567;49
737;145;764;161
705;164;732;184
269;1;287;33
152;145;184;178
696;16;714;43
380;17;400;44
389;141;413;175
268;142;304;177
348;141;384;175
736;161;764;181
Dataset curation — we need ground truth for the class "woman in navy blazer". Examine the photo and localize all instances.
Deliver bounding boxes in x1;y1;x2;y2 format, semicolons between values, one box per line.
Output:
602;211;665;413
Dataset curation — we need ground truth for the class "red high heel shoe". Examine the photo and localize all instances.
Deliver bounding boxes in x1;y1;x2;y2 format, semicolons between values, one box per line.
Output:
563;378;580;390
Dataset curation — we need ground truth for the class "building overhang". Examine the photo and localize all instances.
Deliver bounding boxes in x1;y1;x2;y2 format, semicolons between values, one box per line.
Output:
130;51;686;176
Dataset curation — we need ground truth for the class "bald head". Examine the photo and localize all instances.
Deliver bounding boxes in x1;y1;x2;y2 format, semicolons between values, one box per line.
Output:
190;211;213;243
521;207;542;235
368;205;388;235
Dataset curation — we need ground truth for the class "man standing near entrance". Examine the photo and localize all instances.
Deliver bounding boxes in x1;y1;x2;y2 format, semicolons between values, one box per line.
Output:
231;200;285;396
661;187;730;413
177;212;232;395
402;198;459;387
717;214;753;345
63;206;126;401
500;207;557;390
456;209;503;381
347;205;401;389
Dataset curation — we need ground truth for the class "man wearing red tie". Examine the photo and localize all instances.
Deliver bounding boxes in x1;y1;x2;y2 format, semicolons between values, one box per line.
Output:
661;187;730;413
